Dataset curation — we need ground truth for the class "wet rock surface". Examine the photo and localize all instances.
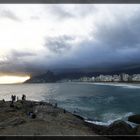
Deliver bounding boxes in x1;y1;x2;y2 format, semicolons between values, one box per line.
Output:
128;114;140;124
86;120;138;136
106;120;134;135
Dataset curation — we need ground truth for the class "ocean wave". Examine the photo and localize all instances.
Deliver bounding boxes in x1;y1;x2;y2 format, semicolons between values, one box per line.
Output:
85;119;113;126
85;112;137;127
93;82;140;89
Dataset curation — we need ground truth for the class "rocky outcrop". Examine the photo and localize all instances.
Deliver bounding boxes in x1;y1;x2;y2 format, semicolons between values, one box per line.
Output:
135;125;140;135
0;100;99;135
85;122;108;135
128;114;140;124
106;120;135;135
85;120;136;135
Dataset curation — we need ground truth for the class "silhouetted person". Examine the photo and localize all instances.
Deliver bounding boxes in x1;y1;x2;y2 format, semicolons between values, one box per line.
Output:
17;96;19;101
11;95;14;101
28;111;36;119
11;95;16;102
2;99;5;103
22;94;26;101
13;95;16;102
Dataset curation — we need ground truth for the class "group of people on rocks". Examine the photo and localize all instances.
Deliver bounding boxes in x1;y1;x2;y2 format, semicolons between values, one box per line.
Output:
11;94;26;102
11;95;16;103
9;94;37;119
10;94;26;107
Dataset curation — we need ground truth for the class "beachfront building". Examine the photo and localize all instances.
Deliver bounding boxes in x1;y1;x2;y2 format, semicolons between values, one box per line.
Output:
95;75;113;82
80;77;92;82
77;73;140;83
112;75;121;82
121;73;129;82
91;76;95;82
131;74;140;82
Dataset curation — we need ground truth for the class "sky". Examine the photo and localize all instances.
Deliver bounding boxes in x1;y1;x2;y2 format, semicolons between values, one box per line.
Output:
0;4;140;80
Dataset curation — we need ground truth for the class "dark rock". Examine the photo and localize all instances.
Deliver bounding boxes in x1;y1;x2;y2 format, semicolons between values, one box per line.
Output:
10;103;14;108
106;120;134;135
128;114;140;124
73;114;84;121
32;113;36;119
135;125;140;135
85;122;108;135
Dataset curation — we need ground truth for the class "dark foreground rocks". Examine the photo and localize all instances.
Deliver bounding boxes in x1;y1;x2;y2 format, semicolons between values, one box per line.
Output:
128;114;140;124
106;120;135;135
85;120;137;135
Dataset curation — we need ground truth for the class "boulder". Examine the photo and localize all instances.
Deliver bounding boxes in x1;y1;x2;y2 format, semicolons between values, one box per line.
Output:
106;120;134;135
85;122;108;135
128;114;140;124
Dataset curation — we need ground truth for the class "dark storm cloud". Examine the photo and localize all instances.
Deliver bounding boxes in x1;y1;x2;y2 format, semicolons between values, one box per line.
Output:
28;8;140;73
42;9;140;72
44;36;74;54
10;50;36;58
94;15;140;50
0;9;20;21
0;50;38;75
92;13;140;65
1;5;140;75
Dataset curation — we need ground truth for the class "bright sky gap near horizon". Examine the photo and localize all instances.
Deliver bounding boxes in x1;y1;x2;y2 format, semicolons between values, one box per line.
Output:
0;4;140;83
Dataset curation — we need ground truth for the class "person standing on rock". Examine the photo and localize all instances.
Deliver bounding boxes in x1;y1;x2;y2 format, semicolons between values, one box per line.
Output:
13;95;16;102
11;95;13;102
17;96;19;101
22;94;26;101
10;95;14;107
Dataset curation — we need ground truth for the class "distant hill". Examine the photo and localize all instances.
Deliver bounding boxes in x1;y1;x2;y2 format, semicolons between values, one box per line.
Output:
25;71;57;83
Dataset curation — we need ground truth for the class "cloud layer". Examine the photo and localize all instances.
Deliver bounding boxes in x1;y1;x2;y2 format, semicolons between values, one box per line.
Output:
0;4;140;75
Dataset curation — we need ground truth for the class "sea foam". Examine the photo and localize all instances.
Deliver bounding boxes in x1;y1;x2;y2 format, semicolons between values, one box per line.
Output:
85;112;137;127
93;82;140;89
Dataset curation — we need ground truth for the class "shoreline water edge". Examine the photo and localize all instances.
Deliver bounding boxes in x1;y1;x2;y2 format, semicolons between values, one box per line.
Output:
0;99;140;136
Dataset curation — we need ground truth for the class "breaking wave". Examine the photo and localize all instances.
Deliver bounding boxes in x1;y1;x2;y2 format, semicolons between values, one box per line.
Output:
93;82;140;89
85;112;137;128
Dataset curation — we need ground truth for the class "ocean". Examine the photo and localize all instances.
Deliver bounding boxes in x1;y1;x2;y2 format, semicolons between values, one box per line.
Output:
0;82;140;126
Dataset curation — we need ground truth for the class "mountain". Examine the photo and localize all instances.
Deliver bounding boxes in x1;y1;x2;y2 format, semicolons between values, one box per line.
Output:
25;71;57;83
